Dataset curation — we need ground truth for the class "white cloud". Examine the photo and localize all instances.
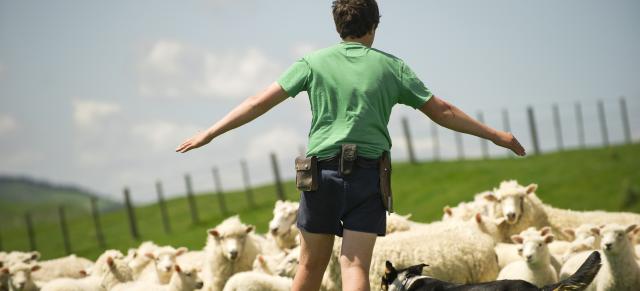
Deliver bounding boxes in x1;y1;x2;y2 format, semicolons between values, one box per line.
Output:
139;40;281;99
290;43;318;58
73;100;121;129
130;120;202;153
0;114;18;135
246;126;304;160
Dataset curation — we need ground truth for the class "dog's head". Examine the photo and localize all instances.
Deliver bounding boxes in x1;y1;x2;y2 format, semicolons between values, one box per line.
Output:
381;260;428;291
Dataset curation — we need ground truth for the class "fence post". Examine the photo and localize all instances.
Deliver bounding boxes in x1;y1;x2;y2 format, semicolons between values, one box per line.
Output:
155;181;171;234
212;167;229;216
431;122;440;161
123;187;140;240
90;197;106;249
502;108;512;156
527;106;540;155
58;206;72;255
477;112;489;159
552;103;564;151
24;212;36;251
597;100;609;147
183;174;200;224
620;97;631;144
401;117;417;164
455;132;464;160
575;102;586;149
240;160;256;208
270;152;286;201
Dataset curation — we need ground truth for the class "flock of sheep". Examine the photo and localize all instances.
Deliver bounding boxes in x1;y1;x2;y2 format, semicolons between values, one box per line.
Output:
1;180;639;291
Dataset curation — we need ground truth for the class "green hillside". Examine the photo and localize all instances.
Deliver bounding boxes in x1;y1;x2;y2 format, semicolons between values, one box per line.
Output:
1;144;639;260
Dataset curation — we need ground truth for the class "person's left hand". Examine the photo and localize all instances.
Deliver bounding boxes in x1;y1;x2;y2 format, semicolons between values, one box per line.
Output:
175;130;213;153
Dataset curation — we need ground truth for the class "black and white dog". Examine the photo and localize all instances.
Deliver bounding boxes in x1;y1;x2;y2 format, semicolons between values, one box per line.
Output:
381;251;601;291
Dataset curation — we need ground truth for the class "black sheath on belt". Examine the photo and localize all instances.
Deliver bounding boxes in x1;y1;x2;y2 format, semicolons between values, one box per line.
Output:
339;144;357;176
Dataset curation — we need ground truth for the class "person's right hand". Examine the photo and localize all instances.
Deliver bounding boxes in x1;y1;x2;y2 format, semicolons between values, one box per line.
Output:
492;131;526;156
175;130;213;153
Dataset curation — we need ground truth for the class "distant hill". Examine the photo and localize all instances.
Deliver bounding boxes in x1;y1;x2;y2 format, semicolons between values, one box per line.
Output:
0;176;122;227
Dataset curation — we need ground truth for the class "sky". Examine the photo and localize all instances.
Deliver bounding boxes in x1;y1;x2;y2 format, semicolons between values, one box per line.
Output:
1;0;639;203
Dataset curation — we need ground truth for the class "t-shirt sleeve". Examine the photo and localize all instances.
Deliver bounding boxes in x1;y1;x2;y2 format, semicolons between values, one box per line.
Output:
277;59;311;97
397;62;433;109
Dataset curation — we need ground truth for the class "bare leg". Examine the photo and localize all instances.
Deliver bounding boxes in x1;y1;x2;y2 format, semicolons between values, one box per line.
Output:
292;230;335;291
340;229;377;291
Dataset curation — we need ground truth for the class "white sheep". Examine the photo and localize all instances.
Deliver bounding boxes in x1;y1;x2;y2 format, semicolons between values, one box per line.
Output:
127;241;160;280
385;213;414;234
30;255;93;283
201;215;263;291
442;191;500;221
112;265;203;291
267;200;300;251
40;249;132;291
1;251;41;291
494;227;563;274
560;224;639;291
6;262;41;291
176;251;205;271
138;246;188;284
222;271;292;291
497;233;558;287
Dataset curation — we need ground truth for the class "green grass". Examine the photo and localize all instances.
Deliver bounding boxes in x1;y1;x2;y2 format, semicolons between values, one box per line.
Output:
1;144;639;260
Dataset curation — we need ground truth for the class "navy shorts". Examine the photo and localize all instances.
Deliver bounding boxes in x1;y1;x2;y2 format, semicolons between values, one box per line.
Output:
296;158;387;237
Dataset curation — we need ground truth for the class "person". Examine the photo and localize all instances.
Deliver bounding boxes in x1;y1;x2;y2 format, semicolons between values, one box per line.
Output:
176;0;526;290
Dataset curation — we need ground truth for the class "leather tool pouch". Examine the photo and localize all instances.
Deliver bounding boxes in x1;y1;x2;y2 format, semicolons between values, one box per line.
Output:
295;156;318;192
339;144;357;176
379;151;393;213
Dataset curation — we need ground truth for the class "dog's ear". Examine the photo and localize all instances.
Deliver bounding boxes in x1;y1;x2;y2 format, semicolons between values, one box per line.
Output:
385;261;394;272
406;263;428;276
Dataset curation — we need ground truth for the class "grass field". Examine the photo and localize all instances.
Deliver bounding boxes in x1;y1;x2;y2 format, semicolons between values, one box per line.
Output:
1;143;639;260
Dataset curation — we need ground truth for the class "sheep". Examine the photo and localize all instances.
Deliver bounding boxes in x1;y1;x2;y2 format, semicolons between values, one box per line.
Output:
40;249;132;291
30;255;93;283
112;265;203;291
201;215;263;291
6;262;41;291
267;200;300;251
385;213;414;234
497;233;558;287
127;241;160;280
560;224;639;291
1;251;41;291
138;246;188;284
442;191;500;222
252;252;288;275
221;271;292;291
176;251;205;271
495;227;563;273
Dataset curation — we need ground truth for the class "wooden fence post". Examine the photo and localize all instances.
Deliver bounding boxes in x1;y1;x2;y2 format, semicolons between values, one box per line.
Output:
25;212;36;251
552;103;564;151
401;117;417;164
270;152;286;201
212;167;229;216
155;181;171;234
455;132;464;160
240;160;256;208
527;106;540;155
58;206;72;255
431;122;440;161
123;187;140;240
477;112;489;159
90;197;106;249
620;97;631;144
502;108;512;156
184;174;200;224
575;102;586;149
597;100;609;147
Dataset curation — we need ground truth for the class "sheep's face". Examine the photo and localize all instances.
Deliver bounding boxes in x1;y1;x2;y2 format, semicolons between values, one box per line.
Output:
208;226;253;261
269;200;299;235
174;265;203;290
601;224;636;254
276;252;299;277
9;264;39;291
512;234;553;265
485;182;537;225
5;252;40;266
148;247;187;277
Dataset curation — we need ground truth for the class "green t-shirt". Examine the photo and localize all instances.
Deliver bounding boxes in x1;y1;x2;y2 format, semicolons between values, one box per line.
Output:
277;41;433;159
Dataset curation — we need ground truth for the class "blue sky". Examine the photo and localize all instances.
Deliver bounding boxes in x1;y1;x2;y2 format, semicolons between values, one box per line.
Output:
1;0;639;203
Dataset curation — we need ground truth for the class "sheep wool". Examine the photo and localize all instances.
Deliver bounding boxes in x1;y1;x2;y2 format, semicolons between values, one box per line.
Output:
497;234;557;287
222;271;292;291
31;255;93;283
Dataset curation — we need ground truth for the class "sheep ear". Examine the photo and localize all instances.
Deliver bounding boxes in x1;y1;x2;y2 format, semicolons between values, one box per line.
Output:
257;255;265;264
539;226;551;236
511;235;524;244
525;183;538;195
474;213;483;224
174;265;182;273
483;193;499;202
563;228;576;239
144;253;154;260
626;224;637;234
544;235;555;244
106;257;114;267
443;206;453;217
208;229;220;238
246;225;254;233
30;251;41;260
79;270;88;276
176;247;188;256
31;265;41;272
590;227;600;236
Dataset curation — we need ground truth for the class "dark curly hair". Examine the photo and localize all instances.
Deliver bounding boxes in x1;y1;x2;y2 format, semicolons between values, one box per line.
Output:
332;0;380;39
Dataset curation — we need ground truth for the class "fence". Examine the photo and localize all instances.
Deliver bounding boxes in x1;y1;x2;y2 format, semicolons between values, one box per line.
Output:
0;96;637;256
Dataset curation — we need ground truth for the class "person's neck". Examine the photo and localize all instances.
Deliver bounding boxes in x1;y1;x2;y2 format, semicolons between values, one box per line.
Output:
343;34;374;47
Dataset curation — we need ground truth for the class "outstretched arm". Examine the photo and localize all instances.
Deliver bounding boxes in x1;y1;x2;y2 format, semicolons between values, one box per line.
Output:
419;96;526;156
175;82;289;153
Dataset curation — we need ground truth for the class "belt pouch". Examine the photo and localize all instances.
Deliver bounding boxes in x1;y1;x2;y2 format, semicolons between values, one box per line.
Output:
295;156;318;191
339;144;357;176
379;151;393;213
